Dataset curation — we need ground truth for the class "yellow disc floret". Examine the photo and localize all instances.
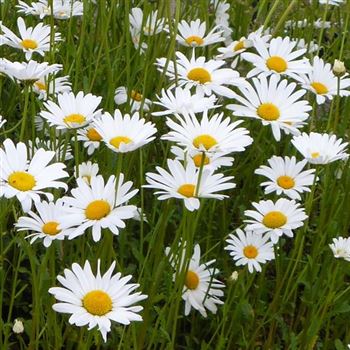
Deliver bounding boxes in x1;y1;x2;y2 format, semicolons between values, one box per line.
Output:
21;39;38;50
83;290;113;316
34;81;46;91
185;270;200;290
185;35;204;46
311;82;328;95
178;184;196;198
85;200;111;220
234;41;245;51
64;113;86;125
192;153;210;167
193;134;218;150
277;175;295;189
187;68;212;84
87;128;102;141
243;245;258;259
130;90;143;102
257;103;280;121
8;172;36;191
263;211;287;228
266;56;288;73
42;221;61;236
109;136;132;149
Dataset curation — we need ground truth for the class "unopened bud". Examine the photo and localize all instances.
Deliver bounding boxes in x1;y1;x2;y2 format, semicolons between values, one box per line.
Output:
12;319;24;334
333;59;346;76
229;271;239;282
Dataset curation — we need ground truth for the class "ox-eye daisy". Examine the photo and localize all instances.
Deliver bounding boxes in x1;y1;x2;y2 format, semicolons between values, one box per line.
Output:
62;175;138;242
156;51;246;98
0;139;68;212
0;17;61;60
227;74;311;141
329;237;350;261
296;56;350;105
225;228;275;273
48;260;147;342
74;162;99;184
244;198;307;243
129;8;165;36
165;243;224;317
152;87;218;117
93;110;157;154
114;86;151;112
16;200;75;247
162;110;253;154
32;75;71;100
77;126;103;155
255;156;316;200
144;159;235;211
176;19;224;47
39;91;102;130
242;37;310;80
291;132;349;164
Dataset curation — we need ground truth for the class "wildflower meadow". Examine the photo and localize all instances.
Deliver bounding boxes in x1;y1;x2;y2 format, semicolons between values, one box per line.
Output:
1;0;350;349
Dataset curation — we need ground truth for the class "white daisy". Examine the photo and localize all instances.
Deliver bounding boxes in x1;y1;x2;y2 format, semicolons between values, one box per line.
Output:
16;200;75;247
93;110;157;154
74;161;99;184
152;87;218;117
51;0;84;19
129;25;148;53
296;56;350;105
165;243;224;317
129;8;165;36
255;156;316;200
0;139;68;212
176;19;224;47
294;38;319;54
39;91;102;130
162;110;253;154
291;132;349;164
48;260;147;342
0;17;61;60
225;228;275;273
77;126;103;155
32;75;71;100
241;36;311;80
156;51;246;98
210;0;232;40
17;0;51;19
114;86;151;112
144;159;235;211
244;198;307;243
329;237;350;261
170;146;234;171
227;74;312;141
319;0;344;5
62;175;138;242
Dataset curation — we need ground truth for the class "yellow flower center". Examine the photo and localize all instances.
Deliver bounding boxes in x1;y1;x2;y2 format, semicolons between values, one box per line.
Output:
109;136;132;149
266;56;288;73
82;290;112;316
277;175;295;189
185;270;200;290
178;184;196;198
192;134;218;150
185;35;204;46
257;103;280;121
311;152;320;159
243;245;258;259
87;128;102;141
85;200;111;220
234;41;245;51
311;82;328;95
263;211;287;229
82;175;91;184
8;172;36;191
42;221;61;236
192;153;210;167
34;81;46;91
187;68;212;84
21;39;38;50
63;113;86;126
130;90;142;102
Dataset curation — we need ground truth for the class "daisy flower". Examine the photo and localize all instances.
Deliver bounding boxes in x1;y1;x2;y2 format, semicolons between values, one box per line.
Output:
162;110;253;154
227;74;312;141
176;19;224;47
129;25;148;53
319;0;344;5
144;159;235;211
114;86;151;112
225;228;275;273
296;56;350;105
210;0;232;40
255;156;316;200
48;260;147;342
156;51;246;98
32;75;71;100
129;8;165;36
165;243;224;317
291;132;349;164
241;36;311;80
244;198;307;243
329;237;350;261
77;126;103;155
0;139;68;212
74;161;99;184
62;175;138;242
51;0;84;19
16;200;75;247
170;146;234;171
93;110;157;154
39;91;102;130
17;0;51;19
152;87;218;117
0;17;61;60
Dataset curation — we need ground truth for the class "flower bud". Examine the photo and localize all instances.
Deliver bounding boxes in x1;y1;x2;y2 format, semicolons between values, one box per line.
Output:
333;59;346;76
12;319;24;334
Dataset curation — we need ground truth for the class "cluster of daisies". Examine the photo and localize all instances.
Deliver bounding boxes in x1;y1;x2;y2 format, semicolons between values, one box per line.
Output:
1;0;350;343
